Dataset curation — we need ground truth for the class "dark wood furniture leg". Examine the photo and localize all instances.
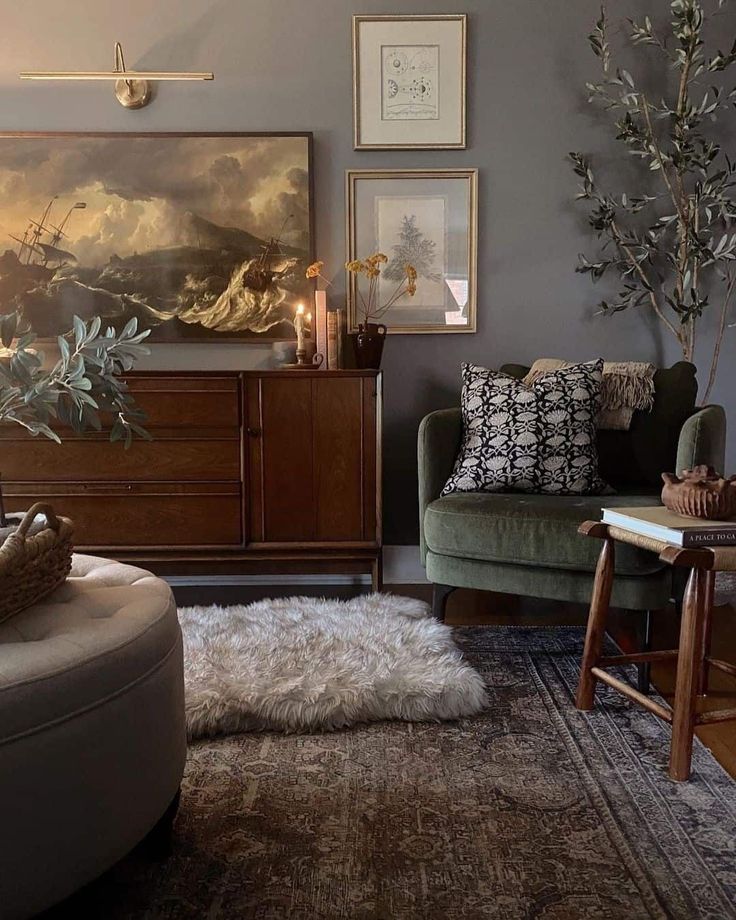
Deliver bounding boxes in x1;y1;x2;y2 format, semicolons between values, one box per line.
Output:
139;788;181;860
698;570;715;696
669;568;707;782
637;610;653;695
432;584;456;622
371;553;383;593
576;531;615;711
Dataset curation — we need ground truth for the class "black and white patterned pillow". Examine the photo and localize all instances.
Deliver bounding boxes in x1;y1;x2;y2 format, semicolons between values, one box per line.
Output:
442;360;606;496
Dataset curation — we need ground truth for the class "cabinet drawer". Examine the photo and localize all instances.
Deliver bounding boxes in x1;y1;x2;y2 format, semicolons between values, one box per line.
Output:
3;483;243;548
126;376;241;429
0;438;242;482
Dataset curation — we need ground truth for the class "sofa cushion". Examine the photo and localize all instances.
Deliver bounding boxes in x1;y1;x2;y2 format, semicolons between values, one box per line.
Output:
424;492;666;575
443;361;606;497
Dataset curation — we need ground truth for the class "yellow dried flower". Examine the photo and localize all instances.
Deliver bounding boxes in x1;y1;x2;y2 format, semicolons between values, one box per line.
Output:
406;264;417;282
306;260;324;279
407;281;417;297
366;252;388;266
345;259;366;274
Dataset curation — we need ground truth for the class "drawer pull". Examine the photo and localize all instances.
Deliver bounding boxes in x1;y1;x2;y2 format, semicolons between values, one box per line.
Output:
83;484;134;492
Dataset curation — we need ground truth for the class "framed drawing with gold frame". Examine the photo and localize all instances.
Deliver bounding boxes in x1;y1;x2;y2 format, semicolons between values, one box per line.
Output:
352;14;467;150
346;169;478;334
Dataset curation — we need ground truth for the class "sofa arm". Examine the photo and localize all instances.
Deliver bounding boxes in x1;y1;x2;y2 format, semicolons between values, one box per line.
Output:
418;408;463;564
676;405;727;474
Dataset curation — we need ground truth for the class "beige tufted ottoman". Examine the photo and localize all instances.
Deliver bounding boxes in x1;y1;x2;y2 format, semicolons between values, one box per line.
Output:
0;554;186;919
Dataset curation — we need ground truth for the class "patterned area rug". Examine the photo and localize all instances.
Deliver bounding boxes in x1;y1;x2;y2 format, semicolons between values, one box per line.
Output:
44;627;736;920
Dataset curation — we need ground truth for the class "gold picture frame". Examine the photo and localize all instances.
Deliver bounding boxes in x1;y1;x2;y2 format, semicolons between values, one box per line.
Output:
346;168;478;335
352;14;467;150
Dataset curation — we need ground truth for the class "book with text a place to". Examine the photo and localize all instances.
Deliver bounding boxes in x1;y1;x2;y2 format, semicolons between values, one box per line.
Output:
601;506;736;547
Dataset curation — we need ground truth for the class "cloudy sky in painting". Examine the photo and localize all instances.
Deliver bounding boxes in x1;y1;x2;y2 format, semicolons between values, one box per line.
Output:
0;135;310;266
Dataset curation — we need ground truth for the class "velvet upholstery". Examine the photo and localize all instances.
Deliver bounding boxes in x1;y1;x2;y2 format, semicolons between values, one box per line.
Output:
418;362;726;611
0;555;186;919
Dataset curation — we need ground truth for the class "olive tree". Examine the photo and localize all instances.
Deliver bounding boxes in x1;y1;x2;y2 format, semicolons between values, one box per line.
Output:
572;0;736;401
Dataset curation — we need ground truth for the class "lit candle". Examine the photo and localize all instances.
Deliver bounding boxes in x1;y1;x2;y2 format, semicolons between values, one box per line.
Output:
294;303;306;355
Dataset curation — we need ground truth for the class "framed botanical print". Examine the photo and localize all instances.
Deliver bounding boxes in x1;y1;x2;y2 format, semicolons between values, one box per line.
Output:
352;14;467;150
0;132;313;342
346;169;478;334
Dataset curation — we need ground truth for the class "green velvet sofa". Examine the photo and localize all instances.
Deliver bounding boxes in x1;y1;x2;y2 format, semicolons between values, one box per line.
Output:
418;362;726;689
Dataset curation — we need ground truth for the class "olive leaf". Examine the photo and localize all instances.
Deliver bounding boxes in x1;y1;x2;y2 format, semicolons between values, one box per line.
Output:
573;0;736;403
0;314;151;448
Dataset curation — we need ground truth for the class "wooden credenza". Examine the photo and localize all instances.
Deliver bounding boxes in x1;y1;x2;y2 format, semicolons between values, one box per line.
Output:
0;370;383;589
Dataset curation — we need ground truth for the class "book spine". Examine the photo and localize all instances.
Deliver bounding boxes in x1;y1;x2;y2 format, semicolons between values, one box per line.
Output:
336;309;345;370
682;530;736;547
314;290;328;368
327;311;338;370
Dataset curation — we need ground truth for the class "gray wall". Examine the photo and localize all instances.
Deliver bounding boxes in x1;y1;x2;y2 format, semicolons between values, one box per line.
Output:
3;0;735;543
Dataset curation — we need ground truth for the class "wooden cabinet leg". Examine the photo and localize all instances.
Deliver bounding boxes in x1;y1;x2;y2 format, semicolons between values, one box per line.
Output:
576;537;615;711
698;570;715;696
371;553;383;593
670;567;707;782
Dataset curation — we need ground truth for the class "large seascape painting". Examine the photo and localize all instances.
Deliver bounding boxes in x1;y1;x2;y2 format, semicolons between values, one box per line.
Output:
0;133;313;341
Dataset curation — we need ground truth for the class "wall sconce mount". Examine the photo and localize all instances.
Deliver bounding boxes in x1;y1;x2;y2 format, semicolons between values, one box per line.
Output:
20;42;214;109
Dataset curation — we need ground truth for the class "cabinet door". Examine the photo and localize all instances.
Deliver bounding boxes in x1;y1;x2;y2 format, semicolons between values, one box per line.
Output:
313;376;365;541
246;374;377;545
247;376;315;542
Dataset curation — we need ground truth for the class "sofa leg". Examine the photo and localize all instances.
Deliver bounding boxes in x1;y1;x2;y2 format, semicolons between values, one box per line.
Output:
432;584;456;622
140;788;181;860
637;610;652;695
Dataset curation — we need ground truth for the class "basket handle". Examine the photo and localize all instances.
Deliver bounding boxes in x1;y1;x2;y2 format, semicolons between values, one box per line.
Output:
15;503;62;540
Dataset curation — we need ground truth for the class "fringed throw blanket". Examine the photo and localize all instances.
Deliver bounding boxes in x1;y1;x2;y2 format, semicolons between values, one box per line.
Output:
523;359;655;430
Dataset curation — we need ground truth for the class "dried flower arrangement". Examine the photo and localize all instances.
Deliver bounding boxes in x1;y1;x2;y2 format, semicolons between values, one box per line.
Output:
306;254;417;327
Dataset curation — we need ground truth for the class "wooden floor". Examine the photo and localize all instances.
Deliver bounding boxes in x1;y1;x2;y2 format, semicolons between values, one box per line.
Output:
388;584;736;781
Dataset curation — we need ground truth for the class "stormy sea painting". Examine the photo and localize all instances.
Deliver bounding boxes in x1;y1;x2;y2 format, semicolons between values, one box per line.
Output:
0;133;312;341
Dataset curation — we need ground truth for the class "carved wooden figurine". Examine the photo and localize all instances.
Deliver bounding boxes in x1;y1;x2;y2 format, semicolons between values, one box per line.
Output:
661;465;736;520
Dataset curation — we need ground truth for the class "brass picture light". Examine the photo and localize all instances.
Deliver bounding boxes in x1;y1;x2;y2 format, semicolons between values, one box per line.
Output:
20;42;214;109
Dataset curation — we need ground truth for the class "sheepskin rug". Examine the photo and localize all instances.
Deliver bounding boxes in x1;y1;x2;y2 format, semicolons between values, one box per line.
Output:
180;593;488;738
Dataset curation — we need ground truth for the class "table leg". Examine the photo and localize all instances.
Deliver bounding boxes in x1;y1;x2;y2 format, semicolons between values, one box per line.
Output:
670;567;707;782
698;570;715;696
576;537;615;711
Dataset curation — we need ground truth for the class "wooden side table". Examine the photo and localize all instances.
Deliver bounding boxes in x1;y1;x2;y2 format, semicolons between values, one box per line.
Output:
576;520;736;781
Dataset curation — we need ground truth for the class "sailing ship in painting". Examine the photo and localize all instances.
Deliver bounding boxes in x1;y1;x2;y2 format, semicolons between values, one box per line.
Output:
0;134;312;342
0;199;85;305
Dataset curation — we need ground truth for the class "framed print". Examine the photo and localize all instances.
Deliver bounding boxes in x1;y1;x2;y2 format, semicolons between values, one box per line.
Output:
0;132;313;342
352;14;467;150
346;169;478;334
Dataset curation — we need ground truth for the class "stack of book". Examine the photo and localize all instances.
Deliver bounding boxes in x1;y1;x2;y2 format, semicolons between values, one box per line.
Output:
314;297;346;369
326;309;346;369
601;506;736;547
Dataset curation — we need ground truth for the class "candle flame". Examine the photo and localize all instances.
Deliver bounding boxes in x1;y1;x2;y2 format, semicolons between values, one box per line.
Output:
296;303;305;314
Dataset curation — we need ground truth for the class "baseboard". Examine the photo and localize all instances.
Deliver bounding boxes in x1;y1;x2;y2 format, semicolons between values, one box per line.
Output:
162;546;426;588
164;574;372;587
384;545;428;585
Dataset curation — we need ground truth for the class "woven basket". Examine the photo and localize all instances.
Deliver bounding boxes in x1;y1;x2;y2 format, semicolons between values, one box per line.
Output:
0;503;74;625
